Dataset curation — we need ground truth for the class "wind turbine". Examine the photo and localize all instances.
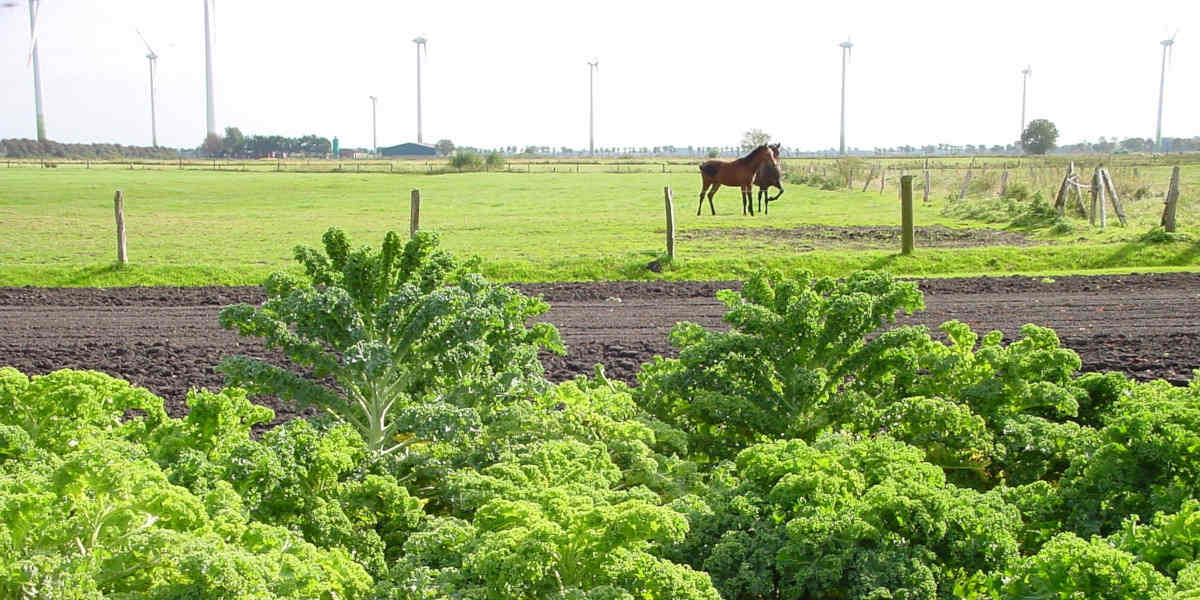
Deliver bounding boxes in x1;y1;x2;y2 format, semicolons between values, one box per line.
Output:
413;36;427;144
369;96;378;153
587;59;598;156
1019;65;1031;147
202;0;217;137
838;36;853;156
24;0;47;142
137;29;160;147
1154;30;1178;151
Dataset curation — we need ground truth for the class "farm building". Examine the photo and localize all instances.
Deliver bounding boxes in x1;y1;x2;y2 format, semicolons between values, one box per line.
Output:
379;142;437;157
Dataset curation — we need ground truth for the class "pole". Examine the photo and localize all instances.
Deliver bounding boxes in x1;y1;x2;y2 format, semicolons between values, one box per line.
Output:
664;186;676;260
114;190;127;265
410;189;421;238
1162;166;1180;232
369;96;377;154
1155;40;1172;151
900;175;914;255
29;0;46;142
1019;67;1030;148
414;37;425;144
839;41;851;156
588;61;598;156
202;0;216;136
148;56;158;147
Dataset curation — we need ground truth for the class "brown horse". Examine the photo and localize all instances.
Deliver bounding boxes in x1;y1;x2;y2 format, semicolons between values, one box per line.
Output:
755;145;784;214
697;143;780;216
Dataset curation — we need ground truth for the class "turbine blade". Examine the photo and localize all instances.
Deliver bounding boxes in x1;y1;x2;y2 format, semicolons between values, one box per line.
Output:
137;28;156;55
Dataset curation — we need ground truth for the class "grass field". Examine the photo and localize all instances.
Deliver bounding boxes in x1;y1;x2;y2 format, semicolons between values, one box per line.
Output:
1;157;1197;286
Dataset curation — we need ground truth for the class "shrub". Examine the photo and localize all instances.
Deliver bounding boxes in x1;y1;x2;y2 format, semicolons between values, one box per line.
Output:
449;150;482;170
484;151;505;170
1139;227;1191;243
1009;191;1058;228
1049;218;1075;234
1003;182;1031;202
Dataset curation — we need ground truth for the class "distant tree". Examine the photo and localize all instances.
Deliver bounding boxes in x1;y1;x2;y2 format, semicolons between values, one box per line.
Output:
707;148;720;158
485;151;506;170
1021;119;1059;155
200;133;223;157
449;150;482;170
435;139;455;156
1120;137;1151;153
740;129;771;152
222;127;245;157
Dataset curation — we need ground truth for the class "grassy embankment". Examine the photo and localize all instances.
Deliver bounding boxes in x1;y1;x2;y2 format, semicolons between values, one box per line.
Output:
0;157;1196;286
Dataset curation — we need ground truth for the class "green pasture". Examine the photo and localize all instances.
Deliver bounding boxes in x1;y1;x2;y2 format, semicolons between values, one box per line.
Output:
0;159;1197;286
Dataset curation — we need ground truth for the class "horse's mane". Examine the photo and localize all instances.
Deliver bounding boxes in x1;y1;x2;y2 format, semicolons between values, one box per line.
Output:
734;144;770;164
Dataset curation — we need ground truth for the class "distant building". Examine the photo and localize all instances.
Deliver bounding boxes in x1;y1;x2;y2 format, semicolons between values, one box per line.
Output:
379;142;437;157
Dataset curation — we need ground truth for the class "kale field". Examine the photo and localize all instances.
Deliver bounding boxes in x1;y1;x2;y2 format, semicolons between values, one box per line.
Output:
2;273;1199;423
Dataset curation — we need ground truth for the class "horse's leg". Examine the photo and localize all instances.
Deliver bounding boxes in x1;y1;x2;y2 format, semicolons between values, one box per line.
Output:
757;188;765;213
744;185;754;216
707;184;720;215
698;182;710;216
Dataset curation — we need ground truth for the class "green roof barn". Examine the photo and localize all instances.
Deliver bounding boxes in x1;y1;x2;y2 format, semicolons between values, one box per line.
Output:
379;142;436;157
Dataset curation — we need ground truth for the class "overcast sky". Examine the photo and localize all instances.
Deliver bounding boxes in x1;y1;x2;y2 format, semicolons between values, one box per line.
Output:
1;0;1196;151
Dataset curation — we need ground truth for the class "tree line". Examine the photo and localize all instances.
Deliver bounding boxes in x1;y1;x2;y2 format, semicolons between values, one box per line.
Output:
201;128;331;158
0;138;180;160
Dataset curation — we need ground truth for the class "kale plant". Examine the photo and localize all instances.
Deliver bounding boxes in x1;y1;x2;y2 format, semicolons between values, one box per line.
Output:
218;228;563;458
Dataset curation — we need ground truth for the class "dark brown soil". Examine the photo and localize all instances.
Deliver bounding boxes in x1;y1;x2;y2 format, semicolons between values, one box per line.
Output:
2;273;1198;423
678;225;1040;249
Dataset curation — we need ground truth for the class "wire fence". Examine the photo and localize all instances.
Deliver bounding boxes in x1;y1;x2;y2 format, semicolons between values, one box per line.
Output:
4;155;1197;183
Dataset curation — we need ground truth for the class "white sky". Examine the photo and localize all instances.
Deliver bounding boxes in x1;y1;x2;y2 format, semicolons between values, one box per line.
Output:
1;0;1196;151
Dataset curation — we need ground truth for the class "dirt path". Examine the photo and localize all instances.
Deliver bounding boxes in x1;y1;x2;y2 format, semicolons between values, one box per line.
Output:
2;273;1198;422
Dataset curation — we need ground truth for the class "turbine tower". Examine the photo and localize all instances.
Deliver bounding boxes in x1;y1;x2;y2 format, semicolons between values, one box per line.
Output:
413;36;427;144
369;95;378;153
587;59;598;156
838;37;853;156
27;0;47;142
1019;65;1031;147
1154;32;1177;151
202;0;216;137
138;29;160;147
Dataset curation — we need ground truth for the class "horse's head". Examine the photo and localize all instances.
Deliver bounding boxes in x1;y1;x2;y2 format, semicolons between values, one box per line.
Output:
748;144;776;164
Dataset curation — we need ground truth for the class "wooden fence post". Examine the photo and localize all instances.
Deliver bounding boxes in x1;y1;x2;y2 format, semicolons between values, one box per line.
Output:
1000;169;1008;196
900;175;915;255
114;190;127;265
1090;168;1106;228
861;166;876;193
1055;162;1075;217
879;168;886;194
1101;168;1128;226
410;189;421;238
958;166;973;200
923;170;931;203
664;186;676;260
1162;166;1181;232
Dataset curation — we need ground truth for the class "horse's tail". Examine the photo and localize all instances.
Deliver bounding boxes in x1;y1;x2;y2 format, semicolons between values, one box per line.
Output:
699;162;720;177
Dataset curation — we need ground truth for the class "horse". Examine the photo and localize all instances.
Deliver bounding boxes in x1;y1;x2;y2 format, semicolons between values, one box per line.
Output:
697;143;780;216
755;144;784;214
